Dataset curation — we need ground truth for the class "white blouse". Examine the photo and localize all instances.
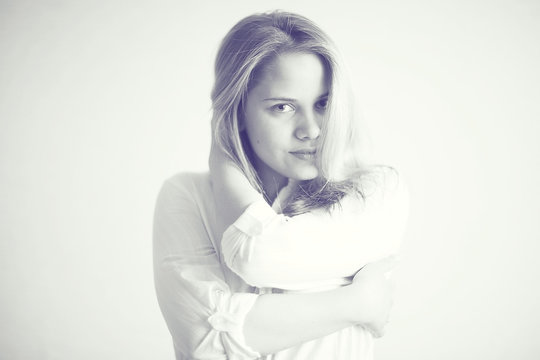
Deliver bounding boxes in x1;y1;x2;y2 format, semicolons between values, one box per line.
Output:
153;169;408;360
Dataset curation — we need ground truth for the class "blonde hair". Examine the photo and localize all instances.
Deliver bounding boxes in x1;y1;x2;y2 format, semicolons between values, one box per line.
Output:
211;10;372;215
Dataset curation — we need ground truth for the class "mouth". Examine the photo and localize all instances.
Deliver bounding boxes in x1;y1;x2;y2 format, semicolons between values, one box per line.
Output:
289;149;317;160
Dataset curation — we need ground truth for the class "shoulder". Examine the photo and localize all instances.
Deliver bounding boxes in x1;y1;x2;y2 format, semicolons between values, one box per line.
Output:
160;171;210;195
156;171;212;208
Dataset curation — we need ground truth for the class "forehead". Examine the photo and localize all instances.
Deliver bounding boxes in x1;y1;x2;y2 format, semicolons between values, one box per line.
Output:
250;52;329;97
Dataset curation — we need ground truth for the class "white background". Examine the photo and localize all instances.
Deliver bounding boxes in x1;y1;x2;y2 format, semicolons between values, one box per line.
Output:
1;0;539;359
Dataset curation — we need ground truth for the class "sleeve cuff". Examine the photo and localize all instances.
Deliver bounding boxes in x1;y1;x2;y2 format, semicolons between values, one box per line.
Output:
208;292;261;359
233;200;278;236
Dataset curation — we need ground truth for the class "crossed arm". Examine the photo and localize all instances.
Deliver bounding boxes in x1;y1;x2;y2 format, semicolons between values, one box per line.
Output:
153;174;403;358
154;145;407;359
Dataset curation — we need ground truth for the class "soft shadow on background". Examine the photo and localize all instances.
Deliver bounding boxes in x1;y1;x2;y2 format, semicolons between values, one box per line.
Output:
1;0;539;359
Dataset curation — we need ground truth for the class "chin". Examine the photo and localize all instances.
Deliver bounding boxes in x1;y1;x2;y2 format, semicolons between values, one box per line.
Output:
290;167;319;181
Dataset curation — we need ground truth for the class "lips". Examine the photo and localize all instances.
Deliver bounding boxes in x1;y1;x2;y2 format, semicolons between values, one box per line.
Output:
290;149;317;160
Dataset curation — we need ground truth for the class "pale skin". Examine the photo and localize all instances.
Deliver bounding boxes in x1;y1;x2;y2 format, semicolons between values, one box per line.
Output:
210;52;396;355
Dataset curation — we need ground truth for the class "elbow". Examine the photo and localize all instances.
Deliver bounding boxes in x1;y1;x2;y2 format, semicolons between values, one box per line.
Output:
224;248;280;287
172;338;204;360
226;256;267;288
222;240;263;287
222;234;277;287
158;301;224;359
172;337;227;360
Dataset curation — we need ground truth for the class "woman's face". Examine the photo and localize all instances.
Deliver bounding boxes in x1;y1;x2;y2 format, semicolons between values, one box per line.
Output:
243;52;329;189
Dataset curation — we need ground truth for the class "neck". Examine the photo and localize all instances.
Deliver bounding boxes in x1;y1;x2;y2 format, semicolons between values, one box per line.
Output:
250;153;289;204
260;173;288;204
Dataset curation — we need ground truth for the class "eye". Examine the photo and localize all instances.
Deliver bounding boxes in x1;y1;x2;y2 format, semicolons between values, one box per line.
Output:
315;98;328;111
271;103;295;113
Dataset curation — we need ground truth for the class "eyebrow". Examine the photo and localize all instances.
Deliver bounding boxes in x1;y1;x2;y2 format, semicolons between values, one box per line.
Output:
262;97;296;102
262;93;329;102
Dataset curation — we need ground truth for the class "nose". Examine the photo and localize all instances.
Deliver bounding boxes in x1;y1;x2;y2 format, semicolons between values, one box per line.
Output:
295;111;321;140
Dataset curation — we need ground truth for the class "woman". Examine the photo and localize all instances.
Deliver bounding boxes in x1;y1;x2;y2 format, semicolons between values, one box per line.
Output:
153;10;408;360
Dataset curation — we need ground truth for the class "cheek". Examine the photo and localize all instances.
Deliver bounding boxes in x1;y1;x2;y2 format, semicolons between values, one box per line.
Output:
252;134;276;157
247;122;282;154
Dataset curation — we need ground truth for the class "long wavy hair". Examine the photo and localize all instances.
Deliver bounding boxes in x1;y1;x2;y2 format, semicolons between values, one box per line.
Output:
211;10;376;216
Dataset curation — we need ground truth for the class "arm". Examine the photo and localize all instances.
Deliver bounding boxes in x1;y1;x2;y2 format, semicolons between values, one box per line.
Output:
210;149;408;289
153;175;258;359
153;175;394;358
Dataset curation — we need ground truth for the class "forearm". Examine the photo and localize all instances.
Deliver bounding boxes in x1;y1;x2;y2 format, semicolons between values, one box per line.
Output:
212;164;261;228
209;144;262;234
243;284;357;355
214;189;259;230
221;171;408;289
243;257;398;354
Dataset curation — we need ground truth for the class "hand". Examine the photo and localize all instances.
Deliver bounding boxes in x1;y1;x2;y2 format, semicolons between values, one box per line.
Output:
208;141;233;182
350;256;397;338
208;142;261;233
208;141;245;194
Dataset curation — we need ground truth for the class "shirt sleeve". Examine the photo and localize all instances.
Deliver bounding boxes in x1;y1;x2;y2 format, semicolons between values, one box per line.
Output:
153;175;260;360
221;169;409;290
